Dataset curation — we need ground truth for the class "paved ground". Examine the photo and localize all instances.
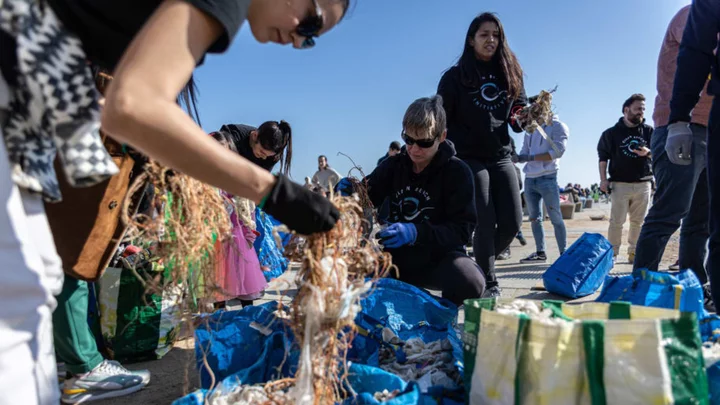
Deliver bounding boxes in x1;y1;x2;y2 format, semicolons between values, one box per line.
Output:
98;201;679;404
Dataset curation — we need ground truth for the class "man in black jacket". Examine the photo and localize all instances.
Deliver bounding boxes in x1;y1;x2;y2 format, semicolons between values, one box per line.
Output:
598;94;653;263
340;96;485;305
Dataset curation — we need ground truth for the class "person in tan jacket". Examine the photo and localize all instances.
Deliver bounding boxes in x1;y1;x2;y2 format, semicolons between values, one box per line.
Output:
634;5;714;312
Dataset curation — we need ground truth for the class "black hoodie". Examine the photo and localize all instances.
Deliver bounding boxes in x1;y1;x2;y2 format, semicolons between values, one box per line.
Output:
597;118;653;183
216;124;279;172
366;140;476;271
437;63;527;161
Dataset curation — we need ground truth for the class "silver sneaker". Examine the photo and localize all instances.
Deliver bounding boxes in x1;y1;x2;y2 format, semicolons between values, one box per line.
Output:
61;360;150;404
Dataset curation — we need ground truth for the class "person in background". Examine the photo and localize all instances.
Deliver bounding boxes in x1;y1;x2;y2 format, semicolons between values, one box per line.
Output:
212;121;293;175
514;96;569;264
338;96;485;305
634;5;714;312
666;0;720;311
210;129;278;309
312;155;342;196
497;138;527;260
0;0;350;403
437;12;528;298
598;94;653;263
377;141;402;166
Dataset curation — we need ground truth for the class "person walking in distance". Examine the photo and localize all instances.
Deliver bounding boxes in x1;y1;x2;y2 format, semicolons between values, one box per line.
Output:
598;94;654;263
515;95;570;264
437;12;528;298
312;155;342;196
633;5;714;311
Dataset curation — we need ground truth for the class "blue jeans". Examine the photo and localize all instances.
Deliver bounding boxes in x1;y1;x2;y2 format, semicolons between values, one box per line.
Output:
633;124;709;284
524;173;567;253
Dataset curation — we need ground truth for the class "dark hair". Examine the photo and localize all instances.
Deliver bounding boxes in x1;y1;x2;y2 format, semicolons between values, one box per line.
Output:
622;93;646;112
256;120;293;176
389;141;401;151
178;76;201;126
318;155;327;160
456;13;524;100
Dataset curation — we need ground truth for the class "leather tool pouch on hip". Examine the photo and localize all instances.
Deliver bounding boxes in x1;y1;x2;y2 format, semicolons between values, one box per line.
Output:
45;137;142;281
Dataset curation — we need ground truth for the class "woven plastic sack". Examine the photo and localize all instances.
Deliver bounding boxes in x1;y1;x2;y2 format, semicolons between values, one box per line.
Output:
194;301;296;389
707;362;720;405
597;268;706;319
350;279;464;404
96;266;181;361
350;279;462;368
542;232;613;298
254;208;289;282
463;298;708;405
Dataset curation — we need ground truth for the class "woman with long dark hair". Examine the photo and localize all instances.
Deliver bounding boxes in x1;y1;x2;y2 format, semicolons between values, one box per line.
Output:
0;0;349;403
212;121;293;175
437;12;527;298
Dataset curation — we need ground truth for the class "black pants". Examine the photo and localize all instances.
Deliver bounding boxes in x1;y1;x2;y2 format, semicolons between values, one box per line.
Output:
463;157;522;289
396;251;486;306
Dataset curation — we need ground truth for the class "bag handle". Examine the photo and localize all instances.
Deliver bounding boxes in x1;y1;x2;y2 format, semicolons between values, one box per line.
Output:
608;301;631;319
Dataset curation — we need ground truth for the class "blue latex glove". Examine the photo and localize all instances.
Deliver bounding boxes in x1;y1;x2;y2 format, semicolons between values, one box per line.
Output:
334;177;354;196
666;122;693;165
377;223;417;248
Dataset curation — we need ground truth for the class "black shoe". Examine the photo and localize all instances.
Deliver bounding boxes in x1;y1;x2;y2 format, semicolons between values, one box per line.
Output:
240;299;254;308
704;284;716;313
516;234;528;246
496;248;511;261
482;286;502;298
520;252;547;264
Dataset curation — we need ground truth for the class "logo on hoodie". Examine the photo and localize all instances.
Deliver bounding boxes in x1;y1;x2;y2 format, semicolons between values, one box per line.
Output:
469;74;507;111
389;186;435;223
619;135;648;158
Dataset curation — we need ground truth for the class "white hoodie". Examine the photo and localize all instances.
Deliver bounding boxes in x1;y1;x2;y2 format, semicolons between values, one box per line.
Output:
519;116;569;179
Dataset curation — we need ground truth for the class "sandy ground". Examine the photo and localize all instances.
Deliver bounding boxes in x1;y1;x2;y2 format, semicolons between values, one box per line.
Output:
96;201;679;404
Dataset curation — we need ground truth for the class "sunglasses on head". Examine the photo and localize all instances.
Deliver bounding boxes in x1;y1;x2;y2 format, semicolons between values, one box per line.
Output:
296;0;324;49
401;131;438;149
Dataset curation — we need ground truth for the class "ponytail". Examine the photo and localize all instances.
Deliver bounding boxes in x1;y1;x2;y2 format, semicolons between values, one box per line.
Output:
277;120;292;177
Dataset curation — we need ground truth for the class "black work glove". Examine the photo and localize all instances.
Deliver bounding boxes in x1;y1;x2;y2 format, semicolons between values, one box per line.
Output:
263;174;340;235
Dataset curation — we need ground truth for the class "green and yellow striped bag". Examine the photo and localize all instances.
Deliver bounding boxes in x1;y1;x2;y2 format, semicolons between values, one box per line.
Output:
463;299;708;405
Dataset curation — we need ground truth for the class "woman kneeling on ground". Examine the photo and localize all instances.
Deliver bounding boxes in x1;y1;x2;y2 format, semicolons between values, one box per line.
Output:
338;96;486;305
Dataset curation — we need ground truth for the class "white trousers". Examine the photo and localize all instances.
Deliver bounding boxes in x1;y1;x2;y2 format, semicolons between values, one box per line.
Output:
0;71;63;405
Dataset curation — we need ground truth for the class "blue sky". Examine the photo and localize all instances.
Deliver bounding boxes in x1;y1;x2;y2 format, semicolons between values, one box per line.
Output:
194;0;691;188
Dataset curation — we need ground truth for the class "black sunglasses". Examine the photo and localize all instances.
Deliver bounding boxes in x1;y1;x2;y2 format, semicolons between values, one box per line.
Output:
296;0;324;49
401;131;438;149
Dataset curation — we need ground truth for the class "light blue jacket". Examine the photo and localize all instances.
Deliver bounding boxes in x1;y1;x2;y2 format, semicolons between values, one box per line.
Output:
520;116;569;179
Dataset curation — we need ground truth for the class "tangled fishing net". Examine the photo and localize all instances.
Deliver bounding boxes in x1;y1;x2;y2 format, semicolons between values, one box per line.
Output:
284;193;394;404
202;190;394;405
513;86;558;134
122;161;232;309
